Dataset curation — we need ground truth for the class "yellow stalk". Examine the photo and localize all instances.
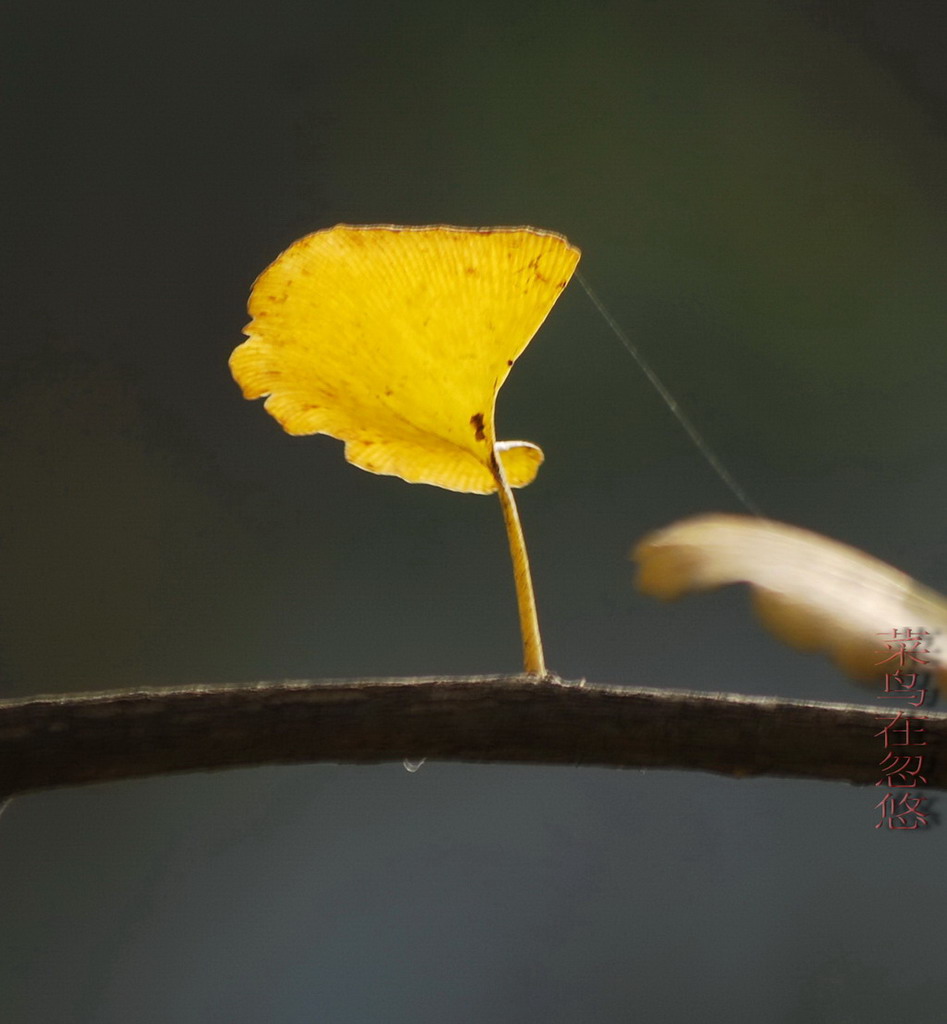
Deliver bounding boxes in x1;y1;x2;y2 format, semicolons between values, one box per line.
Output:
490;444;546;676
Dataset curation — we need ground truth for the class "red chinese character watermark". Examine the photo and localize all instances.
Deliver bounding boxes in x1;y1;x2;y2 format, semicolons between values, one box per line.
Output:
876;753;928;788
876;628;932;642
872;627;936;830
877;673;928;708
875;638;931;671
875;791;930;830
874;709;927;748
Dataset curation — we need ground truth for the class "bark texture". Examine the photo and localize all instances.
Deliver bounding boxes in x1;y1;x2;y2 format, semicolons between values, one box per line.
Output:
1;675;943;797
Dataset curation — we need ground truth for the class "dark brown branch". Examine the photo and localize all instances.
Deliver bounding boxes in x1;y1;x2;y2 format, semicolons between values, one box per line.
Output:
0;675;944;797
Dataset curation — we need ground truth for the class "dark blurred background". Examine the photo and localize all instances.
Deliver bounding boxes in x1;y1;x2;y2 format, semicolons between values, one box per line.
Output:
2;1;946;1021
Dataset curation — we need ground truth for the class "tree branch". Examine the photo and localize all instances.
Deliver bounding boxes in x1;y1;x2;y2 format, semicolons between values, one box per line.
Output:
0;675;943;797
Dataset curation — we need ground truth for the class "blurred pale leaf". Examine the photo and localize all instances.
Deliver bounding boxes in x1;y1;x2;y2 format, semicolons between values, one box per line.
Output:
634;514;947;690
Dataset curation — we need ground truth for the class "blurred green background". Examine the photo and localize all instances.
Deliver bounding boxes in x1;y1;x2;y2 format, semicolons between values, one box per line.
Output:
2;1;946;1021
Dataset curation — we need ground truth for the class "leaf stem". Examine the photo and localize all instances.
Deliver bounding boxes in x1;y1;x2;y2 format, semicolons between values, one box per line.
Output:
490;446;546;675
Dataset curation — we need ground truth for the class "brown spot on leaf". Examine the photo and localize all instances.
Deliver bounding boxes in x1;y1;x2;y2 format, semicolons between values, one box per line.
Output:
527;256;548;281
470;412;486;441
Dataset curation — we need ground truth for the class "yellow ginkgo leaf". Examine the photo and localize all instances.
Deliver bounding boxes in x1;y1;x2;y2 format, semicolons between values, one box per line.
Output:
633;513;947;690
230;223;580;677
230;224;580;494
